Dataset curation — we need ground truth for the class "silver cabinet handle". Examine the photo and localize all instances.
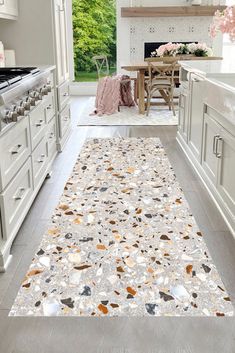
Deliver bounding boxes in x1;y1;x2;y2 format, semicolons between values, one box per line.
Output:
63;116;69;121
36;119;44;127
13;187;26;201
213;135;220;155
215;136;223;158
49;132;54;139
10;144;23;155
47;104;52;110
63;92;69;97
37;154;46;163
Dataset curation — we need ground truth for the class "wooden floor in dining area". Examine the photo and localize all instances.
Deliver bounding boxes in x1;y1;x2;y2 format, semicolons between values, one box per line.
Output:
0;96;235;353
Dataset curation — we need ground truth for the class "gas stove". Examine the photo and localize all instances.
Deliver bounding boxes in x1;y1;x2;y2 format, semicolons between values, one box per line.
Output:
0;67;52;133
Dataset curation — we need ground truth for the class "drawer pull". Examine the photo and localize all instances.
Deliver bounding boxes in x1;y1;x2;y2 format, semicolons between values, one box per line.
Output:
63;116;69;121
36;119;44;127
215;136;223;159
63;92;69;97
37;154;46;163
47;105;52;110
13;187;26;201
49;132;54;139
213;135;220;155
11;144;23;155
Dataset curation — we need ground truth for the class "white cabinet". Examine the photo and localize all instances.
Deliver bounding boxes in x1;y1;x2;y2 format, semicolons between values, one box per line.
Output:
202;113;221;185
0;69;58;271
0;0;18;19
177;67;235;236
217;126;235;218
188;73;205;162
178;85;189;143
202;112;235;225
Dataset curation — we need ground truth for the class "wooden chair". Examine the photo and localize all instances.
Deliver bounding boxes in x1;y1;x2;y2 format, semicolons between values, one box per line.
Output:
92;55;110;79
93;54;138;104
145;58;177;117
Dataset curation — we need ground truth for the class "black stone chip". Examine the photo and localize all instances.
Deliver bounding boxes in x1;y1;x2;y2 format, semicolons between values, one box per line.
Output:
37;249;45;256
61;297;75;308
159;291;174;302
145;303;158;315
202;264;211;273
80;286;91;296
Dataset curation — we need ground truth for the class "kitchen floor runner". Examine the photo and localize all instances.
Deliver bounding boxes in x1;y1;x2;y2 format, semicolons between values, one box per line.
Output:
10;138;234;316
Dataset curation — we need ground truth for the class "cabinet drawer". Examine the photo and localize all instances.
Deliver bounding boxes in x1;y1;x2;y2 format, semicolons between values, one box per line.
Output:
0;117;30;191
0;158;33;240
58;80;70;111
46;117;57;162
32;136;48;190
45;92;55;123
60;104;71;139
29;101;47;150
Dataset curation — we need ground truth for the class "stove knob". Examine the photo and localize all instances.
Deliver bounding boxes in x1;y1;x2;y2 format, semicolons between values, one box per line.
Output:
17;102;26;116
39;86;48;96
24;98;32;110
46;85;52;93
6;106;19;122
30;91;42;101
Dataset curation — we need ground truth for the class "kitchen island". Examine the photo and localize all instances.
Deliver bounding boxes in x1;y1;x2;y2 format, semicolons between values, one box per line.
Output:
177;60;235;237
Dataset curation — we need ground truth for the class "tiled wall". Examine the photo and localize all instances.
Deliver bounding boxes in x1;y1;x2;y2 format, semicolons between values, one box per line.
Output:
129;17;213;62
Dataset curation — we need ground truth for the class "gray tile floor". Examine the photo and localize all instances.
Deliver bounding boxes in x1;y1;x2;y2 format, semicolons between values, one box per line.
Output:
0;97;235;353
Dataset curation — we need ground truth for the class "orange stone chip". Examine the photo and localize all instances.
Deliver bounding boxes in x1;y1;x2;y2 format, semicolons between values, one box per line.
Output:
126;286;137;296
59;204;69;211
27;269;43;277
73;217;83;224
98;304;108;315
127;167;135;174
186;264;193;274
48;228;59;235
96;244;106;250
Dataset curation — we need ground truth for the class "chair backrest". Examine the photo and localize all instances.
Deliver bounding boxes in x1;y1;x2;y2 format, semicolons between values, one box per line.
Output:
147;59;178;86
92;55;109;78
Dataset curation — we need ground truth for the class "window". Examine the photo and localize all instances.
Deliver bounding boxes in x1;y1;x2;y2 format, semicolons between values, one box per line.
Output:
72;0;117;82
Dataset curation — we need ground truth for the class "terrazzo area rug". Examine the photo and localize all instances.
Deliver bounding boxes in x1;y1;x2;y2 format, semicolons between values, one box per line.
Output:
78;97;178;126
10;138;234;317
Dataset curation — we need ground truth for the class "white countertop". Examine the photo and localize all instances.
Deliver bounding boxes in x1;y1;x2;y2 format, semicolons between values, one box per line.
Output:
179;60;235;77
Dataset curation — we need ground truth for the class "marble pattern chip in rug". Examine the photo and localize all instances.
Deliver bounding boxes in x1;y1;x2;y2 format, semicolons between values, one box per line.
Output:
10;138;234;317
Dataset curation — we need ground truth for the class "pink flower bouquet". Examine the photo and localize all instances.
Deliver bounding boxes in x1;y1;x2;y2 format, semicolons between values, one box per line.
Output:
151;42;213;57
210;6;235;42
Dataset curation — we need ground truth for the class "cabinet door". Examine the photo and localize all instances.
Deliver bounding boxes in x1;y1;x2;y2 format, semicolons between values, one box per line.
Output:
201;113;220;185
0;0;18;19
54;0;69;85
178;88;189;142
217;127;235;217
188;74;204;162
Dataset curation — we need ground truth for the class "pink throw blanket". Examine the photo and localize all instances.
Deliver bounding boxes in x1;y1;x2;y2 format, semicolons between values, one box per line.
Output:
93;75;135;116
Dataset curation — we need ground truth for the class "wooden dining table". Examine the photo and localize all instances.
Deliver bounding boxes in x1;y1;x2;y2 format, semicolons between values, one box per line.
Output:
122;62;180;115
122;57;223;115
